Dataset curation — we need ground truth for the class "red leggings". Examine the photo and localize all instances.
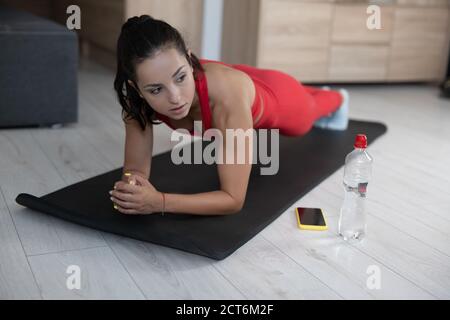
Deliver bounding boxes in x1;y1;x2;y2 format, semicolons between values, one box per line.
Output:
231;64;343;136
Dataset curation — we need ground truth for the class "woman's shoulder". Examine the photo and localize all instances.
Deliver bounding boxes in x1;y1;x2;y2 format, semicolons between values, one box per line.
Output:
202;62;254;107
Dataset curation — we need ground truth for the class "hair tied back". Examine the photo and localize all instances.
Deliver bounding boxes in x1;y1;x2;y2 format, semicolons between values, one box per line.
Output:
122;15;155;31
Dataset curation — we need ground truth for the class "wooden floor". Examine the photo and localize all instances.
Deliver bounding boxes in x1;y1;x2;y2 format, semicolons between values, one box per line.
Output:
1;59;449;300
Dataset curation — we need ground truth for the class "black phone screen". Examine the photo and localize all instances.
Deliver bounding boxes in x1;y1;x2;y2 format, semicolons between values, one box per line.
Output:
297;207;326;226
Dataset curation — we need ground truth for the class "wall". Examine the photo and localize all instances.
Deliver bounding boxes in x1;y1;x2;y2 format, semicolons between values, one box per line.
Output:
201;0;224;60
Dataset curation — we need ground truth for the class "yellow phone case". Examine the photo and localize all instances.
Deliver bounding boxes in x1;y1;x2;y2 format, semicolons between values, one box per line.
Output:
295;207;328;231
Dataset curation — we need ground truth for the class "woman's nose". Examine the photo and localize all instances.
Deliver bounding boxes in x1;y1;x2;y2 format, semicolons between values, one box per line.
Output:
168;89;181;104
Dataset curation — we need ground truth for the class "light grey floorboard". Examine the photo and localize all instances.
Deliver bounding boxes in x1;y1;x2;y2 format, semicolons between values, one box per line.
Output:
0;186;41;299
28;246;145;299
212;235;343;300
319;169;450;258
104;234;247;300
0;130;106;256
260;198;435;299
346;214;450;299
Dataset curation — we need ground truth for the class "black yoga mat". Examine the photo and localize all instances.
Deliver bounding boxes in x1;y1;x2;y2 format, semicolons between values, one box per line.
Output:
16;120;387;260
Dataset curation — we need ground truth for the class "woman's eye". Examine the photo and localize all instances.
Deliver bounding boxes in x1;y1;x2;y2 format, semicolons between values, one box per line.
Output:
150;88;161;95
149;74;186;95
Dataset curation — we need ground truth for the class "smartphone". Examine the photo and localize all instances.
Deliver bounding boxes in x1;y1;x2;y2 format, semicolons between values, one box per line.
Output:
295;207;328;231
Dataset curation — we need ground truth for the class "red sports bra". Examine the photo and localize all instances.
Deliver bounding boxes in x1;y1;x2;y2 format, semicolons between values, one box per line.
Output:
154;68;211;136
154;59;266;135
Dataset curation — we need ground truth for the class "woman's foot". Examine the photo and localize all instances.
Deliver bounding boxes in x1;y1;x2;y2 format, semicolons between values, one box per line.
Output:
313;89;349;131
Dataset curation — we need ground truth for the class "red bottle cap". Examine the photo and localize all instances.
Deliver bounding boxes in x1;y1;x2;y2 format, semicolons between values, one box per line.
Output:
354;134;368;148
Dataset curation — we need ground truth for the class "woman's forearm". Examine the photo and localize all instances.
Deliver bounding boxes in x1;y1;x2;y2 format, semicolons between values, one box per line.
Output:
163;190;241;215
122;168;149;181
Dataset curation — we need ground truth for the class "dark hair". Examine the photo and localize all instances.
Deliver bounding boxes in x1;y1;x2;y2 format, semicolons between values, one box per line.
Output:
113;15;204;131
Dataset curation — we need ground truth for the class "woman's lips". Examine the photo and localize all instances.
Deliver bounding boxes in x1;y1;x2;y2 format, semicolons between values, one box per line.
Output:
171;103;186;114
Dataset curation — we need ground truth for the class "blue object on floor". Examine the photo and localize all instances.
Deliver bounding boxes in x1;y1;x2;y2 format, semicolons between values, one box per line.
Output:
314;89;349;131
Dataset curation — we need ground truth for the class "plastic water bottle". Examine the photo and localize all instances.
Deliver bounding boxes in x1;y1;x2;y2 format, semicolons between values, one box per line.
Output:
338;134;373;241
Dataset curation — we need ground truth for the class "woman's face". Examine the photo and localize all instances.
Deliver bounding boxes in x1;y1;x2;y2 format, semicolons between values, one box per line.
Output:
130;48;196;120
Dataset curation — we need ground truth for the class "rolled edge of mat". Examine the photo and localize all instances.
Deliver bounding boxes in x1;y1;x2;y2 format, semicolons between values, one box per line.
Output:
15;193;75;220
15;192;90;227
15;193;40;208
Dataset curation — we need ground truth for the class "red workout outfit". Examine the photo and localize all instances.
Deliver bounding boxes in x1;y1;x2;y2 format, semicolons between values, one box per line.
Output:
155;59;343;136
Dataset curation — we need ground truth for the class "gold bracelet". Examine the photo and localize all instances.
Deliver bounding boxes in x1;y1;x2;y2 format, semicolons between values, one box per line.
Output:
161;192;165;216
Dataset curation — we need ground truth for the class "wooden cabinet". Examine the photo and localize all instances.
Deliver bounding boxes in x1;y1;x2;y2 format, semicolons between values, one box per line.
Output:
257;1;333;82
330;45;390;81
329;4;394;81
51;0;204;69
221;0;450;83
388;7;449;81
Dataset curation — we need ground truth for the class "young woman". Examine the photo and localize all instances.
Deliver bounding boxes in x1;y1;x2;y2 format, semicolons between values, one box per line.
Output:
110;15;349;216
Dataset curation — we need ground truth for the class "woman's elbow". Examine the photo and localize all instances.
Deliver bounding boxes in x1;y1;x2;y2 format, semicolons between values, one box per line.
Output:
219;191;245;215
225;199;245;215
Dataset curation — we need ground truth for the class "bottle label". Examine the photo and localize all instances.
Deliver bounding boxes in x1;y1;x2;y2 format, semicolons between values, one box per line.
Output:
358;182;368;197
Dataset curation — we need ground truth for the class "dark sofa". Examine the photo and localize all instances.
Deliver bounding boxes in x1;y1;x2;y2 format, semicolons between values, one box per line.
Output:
0;5;78;128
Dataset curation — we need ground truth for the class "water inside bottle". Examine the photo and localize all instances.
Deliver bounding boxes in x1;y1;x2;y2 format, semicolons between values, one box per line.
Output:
338;181;367;242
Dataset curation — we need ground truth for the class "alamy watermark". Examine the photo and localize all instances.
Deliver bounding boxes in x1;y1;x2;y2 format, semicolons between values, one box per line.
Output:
367;5;381;30
366;265;381;290
170;121;279;175
66;265;81;290
66;5;81;30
